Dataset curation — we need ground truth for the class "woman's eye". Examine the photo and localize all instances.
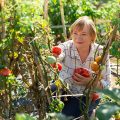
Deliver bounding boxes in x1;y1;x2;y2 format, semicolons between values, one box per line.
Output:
74;33;78;35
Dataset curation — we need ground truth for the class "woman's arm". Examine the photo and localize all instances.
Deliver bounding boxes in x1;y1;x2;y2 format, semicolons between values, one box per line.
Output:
72;54;111;90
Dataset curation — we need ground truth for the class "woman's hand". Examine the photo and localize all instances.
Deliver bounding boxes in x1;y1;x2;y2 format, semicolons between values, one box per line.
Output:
72;73;103;89
72;73;93;86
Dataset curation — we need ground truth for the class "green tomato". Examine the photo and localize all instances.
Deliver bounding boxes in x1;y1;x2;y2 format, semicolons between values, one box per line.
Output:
46;56;56;64
49;99;64;112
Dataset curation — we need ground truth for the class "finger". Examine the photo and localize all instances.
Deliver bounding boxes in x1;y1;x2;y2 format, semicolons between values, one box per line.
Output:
73;79;87;86
73;79;81;85
73;74;91;86
74;73;89;80
72;75;82;82
72;76;89;86
74;73;85;79
72;75;86;85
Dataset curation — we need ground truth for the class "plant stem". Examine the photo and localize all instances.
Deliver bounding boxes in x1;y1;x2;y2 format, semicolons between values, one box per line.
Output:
117;57;119;77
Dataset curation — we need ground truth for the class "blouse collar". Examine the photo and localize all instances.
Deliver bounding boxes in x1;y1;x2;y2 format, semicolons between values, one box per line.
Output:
70;40;95;60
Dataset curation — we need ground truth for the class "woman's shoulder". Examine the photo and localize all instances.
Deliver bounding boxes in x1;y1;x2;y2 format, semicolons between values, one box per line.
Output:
58;40;73;48
92;42;105;55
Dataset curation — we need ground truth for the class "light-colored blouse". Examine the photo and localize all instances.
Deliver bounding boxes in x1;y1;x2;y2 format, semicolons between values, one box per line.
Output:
58;40;111;94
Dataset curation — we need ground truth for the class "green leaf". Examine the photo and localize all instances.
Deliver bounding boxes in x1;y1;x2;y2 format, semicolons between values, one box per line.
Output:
14;52;19;59
96;102;120;120
18;37;24;44
97;88;120;105
52;0;57;4
15;113;36;120
0;65;5;69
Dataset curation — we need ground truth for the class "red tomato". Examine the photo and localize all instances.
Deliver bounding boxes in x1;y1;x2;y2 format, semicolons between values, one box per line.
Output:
0;68;12;76
74;67;90;78
52;46;62;56
51;63;62;71
57;63;62;71
50;63;56;68
91;93;99;102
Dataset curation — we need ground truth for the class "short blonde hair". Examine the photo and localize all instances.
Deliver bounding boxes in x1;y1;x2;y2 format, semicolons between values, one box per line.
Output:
70;16;97;42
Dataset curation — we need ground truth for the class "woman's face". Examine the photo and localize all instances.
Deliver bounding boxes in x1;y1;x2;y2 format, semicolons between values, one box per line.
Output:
72;24;92;49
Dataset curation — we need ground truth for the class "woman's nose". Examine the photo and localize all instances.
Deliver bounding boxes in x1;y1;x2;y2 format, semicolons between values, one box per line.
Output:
76;35;83;40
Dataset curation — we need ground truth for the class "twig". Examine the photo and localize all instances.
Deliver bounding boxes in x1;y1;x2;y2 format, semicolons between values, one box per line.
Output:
95;25;118;83
51;94;83;98
24;54;35;85
85;25;118;89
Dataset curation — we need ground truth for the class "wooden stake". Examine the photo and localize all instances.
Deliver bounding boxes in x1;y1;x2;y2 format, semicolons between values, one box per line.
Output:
0;0;5;40
0;0;5;9
59;0;67;40
43;0;49;20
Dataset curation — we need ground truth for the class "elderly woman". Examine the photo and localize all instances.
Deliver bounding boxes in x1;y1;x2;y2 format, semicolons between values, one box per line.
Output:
52;16;111;119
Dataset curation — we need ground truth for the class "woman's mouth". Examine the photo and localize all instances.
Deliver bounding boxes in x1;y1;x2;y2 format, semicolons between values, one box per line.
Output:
77;42;84;44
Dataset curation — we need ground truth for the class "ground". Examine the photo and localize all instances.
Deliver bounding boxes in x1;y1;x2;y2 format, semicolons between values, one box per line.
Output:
110;57;120;88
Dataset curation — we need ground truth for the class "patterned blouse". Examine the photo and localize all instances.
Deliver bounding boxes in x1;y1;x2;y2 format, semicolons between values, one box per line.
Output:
58;40;111;94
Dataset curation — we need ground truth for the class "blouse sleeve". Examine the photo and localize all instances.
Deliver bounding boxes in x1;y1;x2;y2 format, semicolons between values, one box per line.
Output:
57;43;66;62
101;54;111;88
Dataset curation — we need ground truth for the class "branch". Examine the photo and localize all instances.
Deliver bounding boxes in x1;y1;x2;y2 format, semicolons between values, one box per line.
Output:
95;25;118;85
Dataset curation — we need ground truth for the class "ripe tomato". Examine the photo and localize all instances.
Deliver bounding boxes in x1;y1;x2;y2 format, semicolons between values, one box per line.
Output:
91;61;99;72
74;67;90;78
91;93;99;102
51;63;62;71
95;56;102;63
57;63;62;71
52;46;62;56
50;63;56;68
0;68;12;76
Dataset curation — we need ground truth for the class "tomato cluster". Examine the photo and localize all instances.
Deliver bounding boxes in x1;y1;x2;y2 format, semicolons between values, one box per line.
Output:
73;67;90;78
91;56;102;72
51;63;62;71
46;46;63;71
